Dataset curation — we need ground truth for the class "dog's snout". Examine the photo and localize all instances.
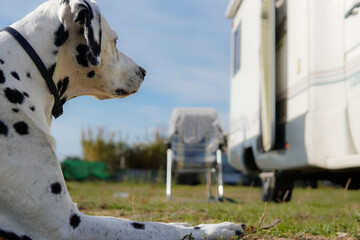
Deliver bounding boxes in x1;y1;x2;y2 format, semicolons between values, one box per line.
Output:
138;66;146;80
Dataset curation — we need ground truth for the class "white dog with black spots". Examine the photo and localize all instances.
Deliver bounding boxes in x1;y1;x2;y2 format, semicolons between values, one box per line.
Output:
0;0;245;239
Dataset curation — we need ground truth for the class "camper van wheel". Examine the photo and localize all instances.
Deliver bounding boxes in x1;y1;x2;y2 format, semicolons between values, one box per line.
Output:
260;172;294;202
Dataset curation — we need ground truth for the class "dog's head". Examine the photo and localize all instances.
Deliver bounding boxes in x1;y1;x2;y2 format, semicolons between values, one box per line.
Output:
56;0;145;100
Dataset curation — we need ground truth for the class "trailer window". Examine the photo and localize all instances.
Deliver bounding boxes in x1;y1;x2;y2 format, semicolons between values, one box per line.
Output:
233;24;241;75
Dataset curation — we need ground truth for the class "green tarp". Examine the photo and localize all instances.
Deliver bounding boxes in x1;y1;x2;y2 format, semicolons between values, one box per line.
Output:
61;160;110;181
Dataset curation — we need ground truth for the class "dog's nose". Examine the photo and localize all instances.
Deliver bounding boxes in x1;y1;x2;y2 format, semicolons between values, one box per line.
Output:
138;66;146;80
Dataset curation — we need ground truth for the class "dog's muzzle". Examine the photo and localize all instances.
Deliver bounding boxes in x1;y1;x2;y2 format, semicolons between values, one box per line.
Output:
115;66;146;96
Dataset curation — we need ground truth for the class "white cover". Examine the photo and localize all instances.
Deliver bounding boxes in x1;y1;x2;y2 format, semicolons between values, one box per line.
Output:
169;108;223;152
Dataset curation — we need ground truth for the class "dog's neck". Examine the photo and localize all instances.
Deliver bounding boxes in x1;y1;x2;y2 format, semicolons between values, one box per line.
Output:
12;1;62;74
10;0;69;123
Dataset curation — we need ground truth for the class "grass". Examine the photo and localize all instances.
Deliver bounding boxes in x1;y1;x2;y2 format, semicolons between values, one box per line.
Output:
66;181;360;239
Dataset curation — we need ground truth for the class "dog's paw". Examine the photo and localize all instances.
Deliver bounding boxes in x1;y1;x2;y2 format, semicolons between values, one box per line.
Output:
189;222;245;240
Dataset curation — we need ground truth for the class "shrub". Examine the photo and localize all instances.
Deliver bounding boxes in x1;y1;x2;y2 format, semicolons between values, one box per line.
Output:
81;127;167;176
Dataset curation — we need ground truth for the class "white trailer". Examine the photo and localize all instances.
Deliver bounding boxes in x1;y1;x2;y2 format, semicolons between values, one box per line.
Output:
226;0;360;201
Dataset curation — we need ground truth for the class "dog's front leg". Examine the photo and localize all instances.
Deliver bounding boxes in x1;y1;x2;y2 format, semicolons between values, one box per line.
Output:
66;214;244;240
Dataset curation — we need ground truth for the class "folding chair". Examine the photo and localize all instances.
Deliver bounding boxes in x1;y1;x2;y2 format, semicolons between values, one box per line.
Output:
165;108;224;201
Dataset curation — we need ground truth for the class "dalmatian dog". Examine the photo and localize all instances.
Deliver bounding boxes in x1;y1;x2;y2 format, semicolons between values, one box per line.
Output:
0;0;245;239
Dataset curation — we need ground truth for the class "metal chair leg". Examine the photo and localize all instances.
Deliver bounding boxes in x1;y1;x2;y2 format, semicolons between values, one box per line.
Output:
166;148;173;200
216;149;224;201
206;168;213;199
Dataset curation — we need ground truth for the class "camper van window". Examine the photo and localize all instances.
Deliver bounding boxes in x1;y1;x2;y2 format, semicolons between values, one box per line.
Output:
233;24;241;75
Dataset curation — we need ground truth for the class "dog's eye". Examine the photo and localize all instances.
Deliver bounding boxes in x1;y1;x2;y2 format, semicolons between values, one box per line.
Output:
114;38;118;45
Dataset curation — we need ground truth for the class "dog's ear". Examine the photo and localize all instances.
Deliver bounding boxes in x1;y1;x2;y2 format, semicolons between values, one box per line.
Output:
62;0;102;66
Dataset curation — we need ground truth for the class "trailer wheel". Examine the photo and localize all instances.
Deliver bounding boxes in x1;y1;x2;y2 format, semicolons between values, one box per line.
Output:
260;172;294;202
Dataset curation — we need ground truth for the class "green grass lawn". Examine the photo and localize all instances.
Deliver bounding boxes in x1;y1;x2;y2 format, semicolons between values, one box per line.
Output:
66;181;360;239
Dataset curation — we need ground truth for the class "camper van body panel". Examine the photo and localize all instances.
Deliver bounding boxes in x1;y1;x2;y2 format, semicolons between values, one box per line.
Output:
229;0;261;171
345;0;360;156
228;0;360;173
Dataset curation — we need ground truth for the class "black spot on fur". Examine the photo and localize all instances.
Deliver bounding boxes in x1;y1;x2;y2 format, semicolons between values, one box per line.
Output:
87;70;95;78
0;230;18;240
235;230;244;237
4;88;25;104
194;227;201;230
13;121;29;135
23;92;29;98
74;4;89;25
79;28;84;35
0;59;4;64
11;71;20;81
77;5;102;66
29;106;35;112
54;24;69;47
70;214;81;229
84;1;95;20
48;64;56;77
0;120;8;137
51;182;62;194
76;44;89;67
86;24;102;66
12;108;19;113
26;72;31;79
131;222;145;230
0;69;5;84
0;228;32;240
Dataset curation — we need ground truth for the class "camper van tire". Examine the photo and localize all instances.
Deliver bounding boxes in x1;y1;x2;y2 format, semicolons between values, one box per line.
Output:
260;172;294;202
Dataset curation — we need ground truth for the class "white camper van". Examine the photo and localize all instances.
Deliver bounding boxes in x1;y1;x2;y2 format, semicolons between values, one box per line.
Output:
226;0;360;201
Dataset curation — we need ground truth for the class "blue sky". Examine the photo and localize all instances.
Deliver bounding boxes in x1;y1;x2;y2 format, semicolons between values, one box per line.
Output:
0;0;232;160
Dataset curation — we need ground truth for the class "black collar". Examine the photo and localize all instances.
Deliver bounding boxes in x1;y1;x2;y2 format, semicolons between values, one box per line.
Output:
0;26;63;118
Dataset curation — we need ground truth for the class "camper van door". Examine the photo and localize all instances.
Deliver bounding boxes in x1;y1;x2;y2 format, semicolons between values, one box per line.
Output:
260;0;276;151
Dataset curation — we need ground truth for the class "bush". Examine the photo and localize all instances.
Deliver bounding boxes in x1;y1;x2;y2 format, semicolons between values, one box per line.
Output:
126;131;167;170
81;127;129;175
81;127;167;176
